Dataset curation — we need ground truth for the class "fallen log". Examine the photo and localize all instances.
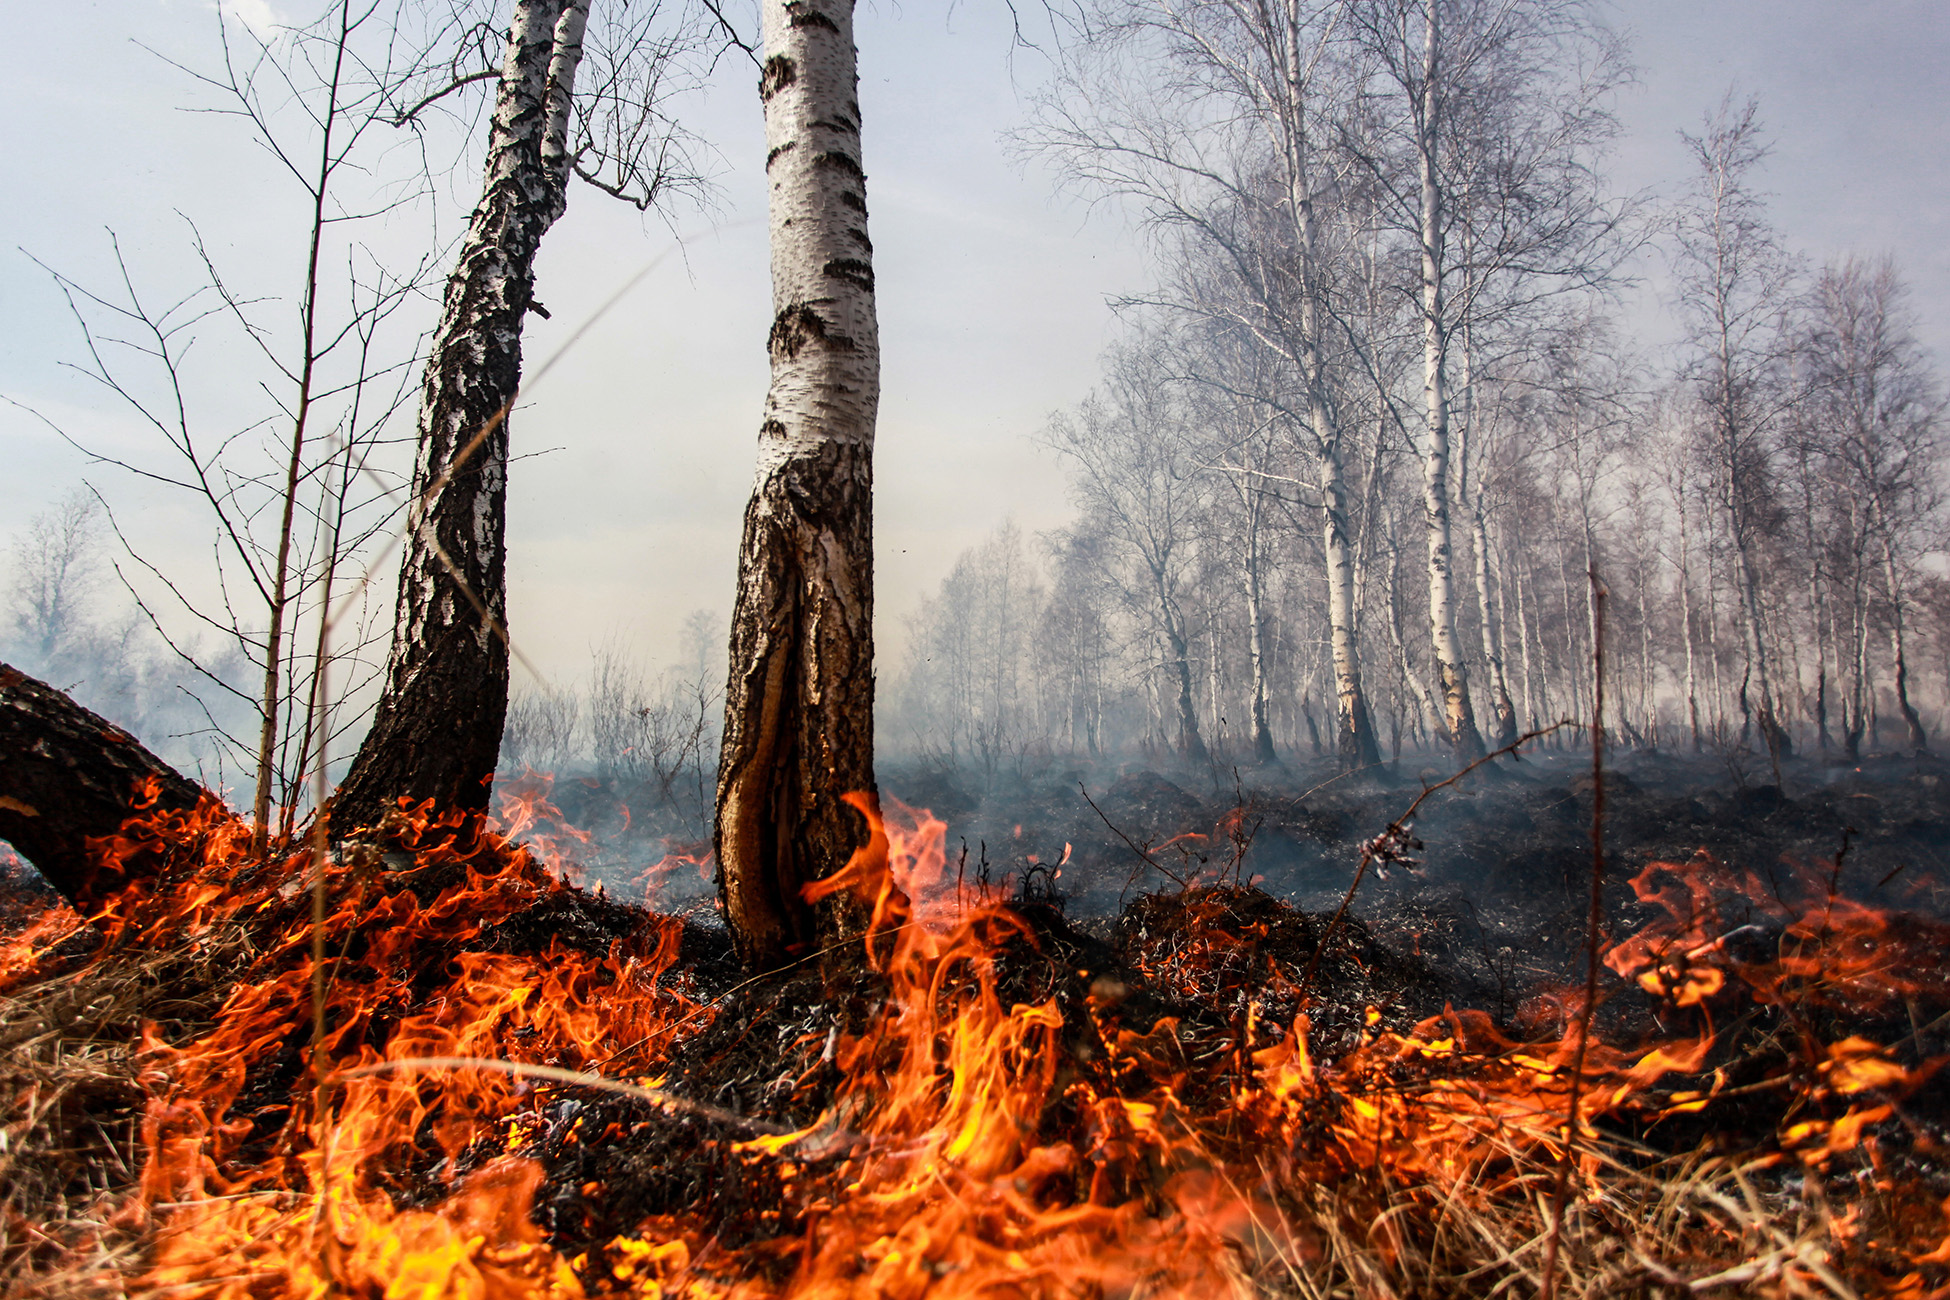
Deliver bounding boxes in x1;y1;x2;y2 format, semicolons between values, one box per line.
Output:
0;662;206;908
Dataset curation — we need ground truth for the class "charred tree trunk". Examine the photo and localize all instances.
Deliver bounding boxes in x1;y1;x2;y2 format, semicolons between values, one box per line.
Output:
0;664;206;908
334;0;588;833
715;0;879;973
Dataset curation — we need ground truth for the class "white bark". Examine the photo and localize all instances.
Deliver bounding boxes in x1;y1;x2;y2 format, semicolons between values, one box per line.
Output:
337;0;586;831
1414;0;1483;759
715;0;879;970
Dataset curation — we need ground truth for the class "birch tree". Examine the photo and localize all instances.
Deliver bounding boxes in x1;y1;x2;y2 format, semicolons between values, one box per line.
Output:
1801;256;1945;755
338;0;712;832
1344;0;1629;758
714;0;880;971
1670;93;1797;765
336;0;592;831
1024;0;1387;770
1045;338;1212;766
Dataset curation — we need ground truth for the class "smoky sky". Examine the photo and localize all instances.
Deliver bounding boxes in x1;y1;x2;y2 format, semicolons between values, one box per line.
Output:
0;0;1943;694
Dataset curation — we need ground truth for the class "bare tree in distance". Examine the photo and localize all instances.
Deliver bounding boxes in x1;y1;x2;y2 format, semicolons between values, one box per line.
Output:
5;492;105;675
1670;91;1799;767
1341;0;1634;760
1045;335;1213;766
1799;256;1945;755
1020;0;1388;771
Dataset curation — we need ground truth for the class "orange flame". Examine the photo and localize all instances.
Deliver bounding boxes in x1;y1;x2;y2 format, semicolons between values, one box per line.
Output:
3;793;1946;1295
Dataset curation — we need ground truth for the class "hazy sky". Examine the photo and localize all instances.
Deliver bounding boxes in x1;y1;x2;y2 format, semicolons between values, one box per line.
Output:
3;0;1946;696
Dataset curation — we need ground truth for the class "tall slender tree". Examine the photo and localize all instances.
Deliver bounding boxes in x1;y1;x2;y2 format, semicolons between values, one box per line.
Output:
337;0;711;833
1802;256;1944;755
714;0;880;972
1024;0;1386;770
1671;93;1797;764
336;0;591;832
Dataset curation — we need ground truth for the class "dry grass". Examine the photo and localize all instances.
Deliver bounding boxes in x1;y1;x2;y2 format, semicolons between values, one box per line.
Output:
0;916;257;1300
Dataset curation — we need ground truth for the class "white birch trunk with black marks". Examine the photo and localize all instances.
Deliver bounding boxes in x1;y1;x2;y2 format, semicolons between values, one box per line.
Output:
1414;0;1483;760
1324;453;1380;770
336;0;588;833
1457;340;1515;749
1876;513;1929;754
1271;5;1379;772
715;0;879;971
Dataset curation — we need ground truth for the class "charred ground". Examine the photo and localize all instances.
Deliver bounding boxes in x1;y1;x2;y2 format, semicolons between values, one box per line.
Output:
1;745;1947;1296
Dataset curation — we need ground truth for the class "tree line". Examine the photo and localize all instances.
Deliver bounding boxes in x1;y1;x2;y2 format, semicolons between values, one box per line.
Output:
886;2;1946;779
6;0;1944;978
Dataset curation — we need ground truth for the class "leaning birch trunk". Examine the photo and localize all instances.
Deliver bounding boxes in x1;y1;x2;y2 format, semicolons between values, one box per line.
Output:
335;0;587;833
0;663;205;909
1414;0;1484;761
715;0;878;972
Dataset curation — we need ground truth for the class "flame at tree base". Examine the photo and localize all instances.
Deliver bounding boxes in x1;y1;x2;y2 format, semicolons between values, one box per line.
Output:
0;783;1946;1299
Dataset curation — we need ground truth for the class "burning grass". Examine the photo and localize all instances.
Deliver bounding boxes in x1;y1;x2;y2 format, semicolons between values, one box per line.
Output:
1;777;1947;1298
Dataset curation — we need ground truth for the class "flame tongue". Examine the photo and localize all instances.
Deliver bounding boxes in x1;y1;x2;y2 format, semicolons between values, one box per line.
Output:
3;794;1947;1296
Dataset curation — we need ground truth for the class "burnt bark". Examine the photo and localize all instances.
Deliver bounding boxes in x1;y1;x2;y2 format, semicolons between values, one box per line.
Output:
715;0;879;973
335;0;587;833
0;663;205;908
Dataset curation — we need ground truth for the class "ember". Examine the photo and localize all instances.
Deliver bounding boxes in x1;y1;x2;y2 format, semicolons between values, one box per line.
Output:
2;773;1947;1299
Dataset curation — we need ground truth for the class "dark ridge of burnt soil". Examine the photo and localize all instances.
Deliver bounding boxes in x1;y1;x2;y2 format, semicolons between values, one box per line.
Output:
3;748;1947;1284
875;748;1950;1030
508;882;1469;1270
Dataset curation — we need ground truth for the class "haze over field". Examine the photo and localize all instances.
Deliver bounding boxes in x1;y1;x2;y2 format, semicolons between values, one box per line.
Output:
2;3;1943;672
3;1;1948;794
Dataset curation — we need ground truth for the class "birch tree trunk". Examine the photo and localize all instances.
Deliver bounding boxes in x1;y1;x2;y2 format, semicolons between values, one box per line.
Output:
0;663;205;909
1675;484;1703;750
715;0;879;972
1513;536;1540;729
1156;570;1209;764
1413;0;1484;760
1453;327;1515;750
1877;520;1929;753
1325;457;1381;769
1793;450;1831;753
1274;5;1380;773
335;0;588;833
1240;488;1277;765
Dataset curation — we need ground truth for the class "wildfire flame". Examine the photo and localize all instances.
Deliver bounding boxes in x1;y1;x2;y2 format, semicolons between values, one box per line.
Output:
1;792;1945;1297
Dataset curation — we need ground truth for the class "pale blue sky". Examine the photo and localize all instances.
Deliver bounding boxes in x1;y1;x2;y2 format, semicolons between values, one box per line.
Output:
2;0;1945;690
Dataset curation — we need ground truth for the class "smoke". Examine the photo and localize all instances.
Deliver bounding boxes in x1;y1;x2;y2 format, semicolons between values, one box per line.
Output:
2;488;259;796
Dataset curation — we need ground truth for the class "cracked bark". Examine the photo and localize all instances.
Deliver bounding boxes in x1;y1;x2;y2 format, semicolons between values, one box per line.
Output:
715;0;878;972
335;0;587;833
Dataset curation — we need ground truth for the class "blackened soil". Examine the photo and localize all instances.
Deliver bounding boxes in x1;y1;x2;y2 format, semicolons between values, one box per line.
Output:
876;748;1950;1042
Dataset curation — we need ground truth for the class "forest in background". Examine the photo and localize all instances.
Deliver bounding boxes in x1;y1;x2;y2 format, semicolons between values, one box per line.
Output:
2;0;1945;824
